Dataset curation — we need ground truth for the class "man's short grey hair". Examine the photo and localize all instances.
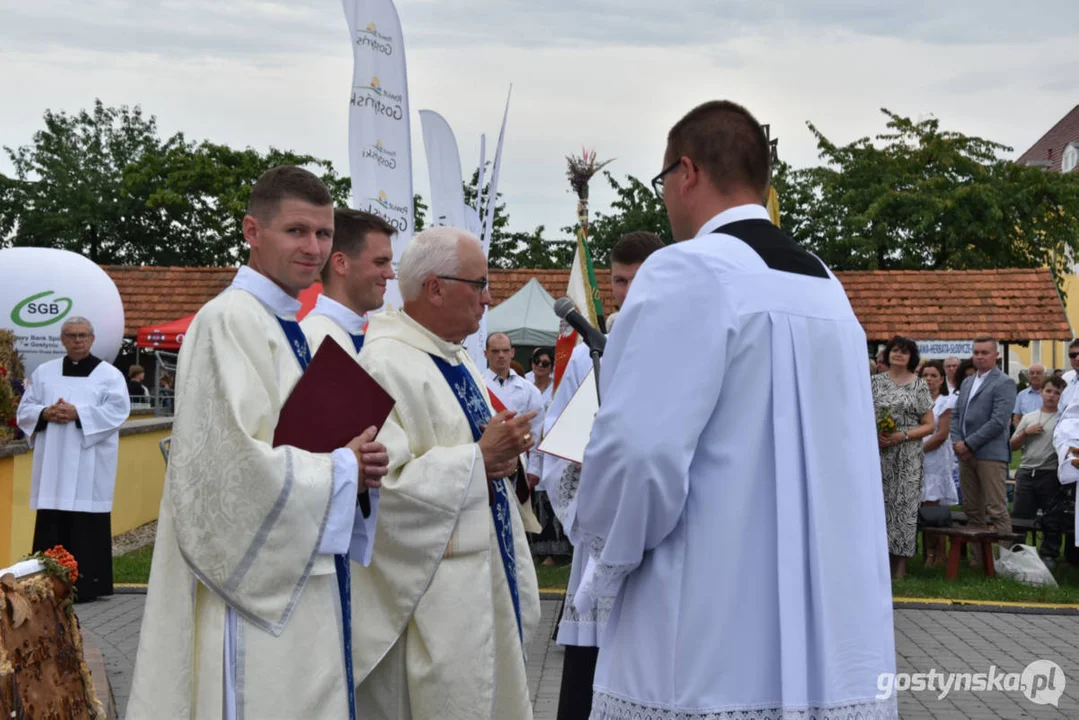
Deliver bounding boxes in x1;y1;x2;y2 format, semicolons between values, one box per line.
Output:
61;316;94;334
397;227;480;302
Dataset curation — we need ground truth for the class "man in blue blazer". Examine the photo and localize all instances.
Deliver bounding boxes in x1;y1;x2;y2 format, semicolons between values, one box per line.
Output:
951;337;1018;562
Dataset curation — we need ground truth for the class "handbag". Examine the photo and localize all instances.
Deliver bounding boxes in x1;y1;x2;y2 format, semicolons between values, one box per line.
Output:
918;505;953;527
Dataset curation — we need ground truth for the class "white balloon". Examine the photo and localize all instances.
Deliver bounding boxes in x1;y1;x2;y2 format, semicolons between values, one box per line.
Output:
0;248;125;375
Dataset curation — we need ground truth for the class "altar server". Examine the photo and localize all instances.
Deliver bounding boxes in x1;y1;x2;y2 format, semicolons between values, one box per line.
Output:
16;316;130;601
574;100;898;719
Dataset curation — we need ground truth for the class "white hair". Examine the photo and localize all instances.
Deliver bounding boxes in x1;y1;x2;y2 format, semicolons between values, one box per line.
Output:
397;226;479;302
61;316;95;334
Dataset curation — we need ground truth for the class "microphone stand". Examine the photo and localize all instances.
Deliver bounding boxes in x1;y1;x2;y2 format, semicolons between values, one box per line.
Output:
590;345;602;406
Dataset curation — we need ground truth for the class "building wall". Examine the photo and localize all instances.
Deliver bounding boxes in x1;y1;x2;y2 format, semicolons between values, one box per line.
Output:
1009;274;1079;373
0;419;170;566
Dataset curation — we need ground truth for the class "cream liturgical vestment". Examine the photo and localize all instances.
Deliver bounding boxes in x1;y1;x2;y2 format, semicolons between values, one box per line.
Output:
574;205;898;720
127;267;376;720
352;310;540;720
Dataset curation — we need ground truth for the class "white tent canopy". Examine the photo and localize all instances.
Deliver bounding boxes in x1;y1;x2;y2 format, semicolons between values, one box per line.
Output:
487;277;559;347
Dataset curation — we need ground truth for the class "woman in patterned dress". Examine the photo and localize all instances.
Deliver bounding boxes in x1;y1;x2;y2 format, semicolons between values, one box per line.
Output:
871;336;935;578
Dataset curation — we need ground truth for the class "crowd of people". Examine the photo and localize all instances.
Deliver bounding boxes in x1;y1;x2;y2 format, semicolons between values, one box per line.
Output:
871;336;1079;578
117;98;905;720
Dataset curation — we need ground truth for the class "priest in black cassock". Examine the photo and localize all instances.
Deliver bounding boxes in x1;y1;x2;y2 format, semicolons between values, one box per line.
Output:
16;316;130;601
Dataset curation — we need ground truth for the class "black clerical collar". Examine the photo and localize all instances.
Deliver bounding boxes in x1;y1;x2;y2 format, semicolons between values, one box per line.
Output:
63;354;102;377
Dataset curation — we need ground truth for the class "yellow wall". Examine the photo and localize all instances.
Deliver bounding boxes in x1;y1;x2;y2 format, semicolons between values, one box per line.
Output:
0;427;169;566
996;274;1078;373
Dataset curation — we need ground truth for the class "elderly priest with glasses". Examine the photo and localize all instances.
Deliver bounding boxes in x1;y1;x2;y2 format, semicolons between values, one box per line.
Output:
16;316;131;601
352;226;541;719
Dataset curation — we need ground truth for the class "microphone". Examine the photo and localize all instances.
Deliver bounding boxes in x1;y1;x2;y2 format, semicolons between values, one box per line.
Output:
554;297;606;354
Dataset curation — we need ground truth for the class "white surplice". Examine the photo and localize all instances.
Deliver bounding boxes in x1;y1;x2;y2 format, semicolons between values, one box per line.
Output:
574;204;897;719
16;357;129;512
352;310;540;720
127;267;373;720
539;341;609;647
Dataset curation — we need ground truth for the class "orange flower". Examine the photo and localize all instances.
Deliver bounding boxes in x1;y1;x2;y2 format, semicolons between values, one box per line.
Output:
44;545;79;583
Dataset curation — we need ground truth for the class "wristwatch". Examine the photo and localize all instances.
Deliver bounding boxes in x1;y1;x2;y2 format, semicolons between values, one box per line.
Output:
902;430;909;441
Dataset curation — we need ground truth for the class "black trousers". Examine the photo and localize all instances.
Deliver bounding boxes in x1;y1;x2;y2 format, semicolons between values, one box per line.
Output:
1012;467;1069;560
557;645;599;720
32;509;114;602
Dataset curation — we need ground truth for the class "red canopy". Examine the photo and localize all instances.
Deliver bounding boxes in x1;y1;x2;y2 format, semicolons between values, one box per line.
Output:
136;283;324;350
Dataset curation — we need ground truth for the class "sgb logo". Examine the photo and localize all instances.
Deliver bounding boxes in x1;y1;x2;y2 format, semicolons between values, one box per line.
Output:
11;290;73;328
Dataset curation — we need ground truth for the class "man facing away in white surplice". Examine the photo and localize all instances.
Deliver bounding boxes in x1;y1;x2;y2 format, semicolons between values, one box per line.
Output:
127;166;390;720
351;226;541;720
572;100;898;719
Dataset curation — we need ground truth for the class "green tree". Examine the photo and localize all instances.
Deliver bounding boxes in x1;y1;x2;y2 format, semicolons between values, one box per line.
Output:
563;172;672;266
779;109;1079;275
413;193;428;233
1;100;352;266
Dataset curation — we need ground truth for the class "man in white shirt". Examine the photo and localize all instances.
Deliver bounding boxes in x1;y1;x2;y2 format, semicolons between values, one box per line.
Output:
129;166;389;719
484;332;545;486
572;100;897;719
1059;339;1079;409
16;316;130;601
301;208;397;358
1013;363;1046;428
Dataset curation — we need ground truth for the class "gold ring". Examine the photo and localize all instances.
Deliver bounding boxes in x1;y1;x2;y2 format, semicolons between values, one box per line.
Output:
523;433;532;444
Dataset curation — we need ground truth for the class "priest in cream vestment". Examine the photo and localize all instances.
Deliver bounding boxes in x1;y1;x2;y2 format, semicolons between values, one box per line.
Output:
352;226;541;720
301;208;398;361
128;167;388;720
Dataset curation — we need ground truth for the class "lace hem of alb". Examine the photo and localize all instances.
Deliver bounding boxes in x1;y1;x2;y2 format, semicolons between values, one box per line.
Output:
590;693;898;720
561;591;614;625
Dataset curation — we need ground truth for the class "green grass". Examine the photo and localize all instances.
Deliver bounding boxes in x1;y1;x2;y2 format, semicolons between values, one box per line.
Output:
893;546;1079;604
534;560;572;591
114;541;1079;606
113;544;154;584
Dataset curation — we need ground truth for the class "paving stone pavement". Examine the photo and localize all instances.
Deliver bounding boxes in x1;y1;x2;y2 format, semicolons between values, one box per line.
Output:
74;593;1079;719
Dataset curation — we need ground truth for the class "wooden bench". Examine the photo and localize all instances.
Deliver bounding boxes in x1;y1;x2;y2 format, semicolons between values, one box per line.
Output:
921;525;1023;580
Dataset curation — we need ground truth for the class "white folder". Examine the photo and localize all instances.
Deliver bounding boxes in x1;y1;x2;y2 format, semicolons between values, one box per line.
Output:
536;368;598;465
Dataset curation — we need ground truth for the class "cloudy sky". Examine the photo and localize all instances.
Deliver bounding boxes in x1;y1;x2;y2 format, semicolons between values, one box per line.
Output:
2;0;1077;236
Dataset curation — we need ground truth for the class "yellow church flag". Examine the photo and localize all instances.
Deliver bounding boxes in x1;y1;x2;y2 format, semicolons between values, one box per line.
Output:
766;185;781;227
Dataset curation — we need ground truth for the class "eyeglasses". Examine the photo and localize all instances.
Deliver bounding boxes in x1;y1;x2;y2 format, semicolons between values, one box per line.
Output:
437;275;488;293
651;160;681;198
62;332;92;340
533;360;552;368
1070;352;1079;359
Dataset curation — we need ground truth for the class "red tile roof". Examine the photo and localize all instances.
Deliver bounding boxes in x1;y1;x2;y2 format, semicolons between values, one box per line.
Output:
105;265;236;336
488;269;616;315
104;265;1070;343
1017;104;1079;173
835;268;1071;342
